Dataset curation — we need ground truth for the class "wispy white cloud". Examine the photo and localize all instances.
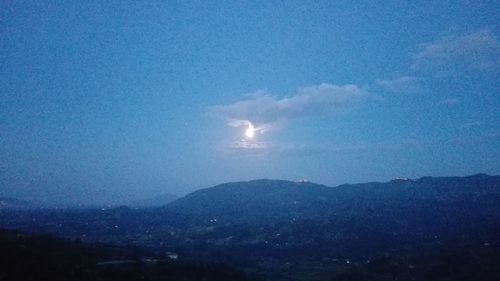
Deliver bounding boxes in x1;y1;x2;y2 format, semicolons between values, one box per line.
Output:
411;29;500;73
221;139;428;158
227;139;270;150
438;98;461;106
375;29;499;96
375;76;423;93
460;121;483;129
211;83;371;133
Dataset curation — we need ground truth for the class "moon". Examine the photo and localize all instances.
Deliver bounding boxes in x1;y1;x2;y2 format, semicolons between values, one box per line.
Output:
245;127;255;138
245;122;255;139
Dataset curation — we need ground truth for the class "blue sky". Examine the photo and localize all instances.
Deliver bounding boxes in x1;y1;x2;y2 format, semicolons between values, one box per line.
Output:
1;1;499;204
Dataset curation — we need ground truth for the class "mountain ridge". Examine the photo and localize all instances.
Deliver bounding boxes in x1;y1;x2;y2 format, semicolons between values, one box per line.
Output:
1;173;499;280
124;193;178;208
173;173;498;196
162;173;500;225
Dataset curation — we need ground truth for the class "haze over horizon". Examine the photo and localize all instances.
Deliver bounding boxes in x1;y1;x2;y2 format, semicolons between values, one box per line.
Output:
1;1;499;205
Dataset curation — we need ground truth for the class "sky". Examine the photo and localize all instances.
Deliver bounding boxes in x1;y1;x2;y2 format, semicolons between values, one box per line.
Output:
1;0;499;205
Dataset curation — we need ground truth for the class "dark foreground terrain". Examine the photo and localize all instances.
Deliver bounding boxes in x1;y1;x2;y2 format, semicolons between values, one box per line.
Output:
1;174;499;280
0;228;252;281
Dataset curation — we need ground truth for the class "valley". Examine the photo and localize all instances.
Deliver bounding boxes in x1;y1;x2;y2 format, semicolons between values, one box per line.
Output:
1;174;499;280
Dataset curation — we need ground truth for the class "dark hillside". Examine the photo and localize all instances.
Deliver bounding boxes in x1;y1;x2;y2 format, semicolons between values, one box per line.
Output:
0;228;254;281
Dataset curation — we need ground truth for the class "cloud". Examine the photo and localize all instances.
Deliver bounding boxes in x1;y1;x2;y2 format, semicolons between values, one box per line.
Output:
460;121;483;129
411;29;500;73
375;76;423;93
222;139;426;158
211;83;371;131
227;139;269;150
438;98;461;106
373;29;499;97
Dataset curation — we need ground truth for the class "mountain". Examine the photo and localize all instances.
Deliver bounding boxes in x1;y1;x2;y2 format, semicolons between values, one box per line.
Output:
165;179;331;223
164;174;500;224
1;174;499;280
125;193;178;208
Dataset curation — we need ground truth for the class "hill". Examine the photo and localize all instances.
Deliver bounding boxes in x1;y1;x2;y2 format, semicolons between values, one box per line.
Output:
165;179;332;223
1;174;499;280
164;174;500;225
0;228;254;281
126;193;179;208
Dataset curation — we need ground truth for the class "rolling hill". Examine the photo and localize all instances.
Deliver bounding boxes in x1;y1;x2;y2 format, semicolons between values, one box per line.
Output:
1;174;499;280
164;174;500;225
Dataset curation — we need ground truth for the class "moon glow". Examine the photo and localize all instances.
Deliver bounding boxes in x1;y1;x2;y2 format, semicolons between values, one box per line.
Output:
245;127;255;138
245;122;255;139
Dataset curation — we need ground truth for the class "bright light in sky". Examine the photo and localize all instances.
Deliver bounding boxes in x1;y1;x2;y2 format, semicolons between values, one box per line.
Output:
245;123;255;139
245;128;255;138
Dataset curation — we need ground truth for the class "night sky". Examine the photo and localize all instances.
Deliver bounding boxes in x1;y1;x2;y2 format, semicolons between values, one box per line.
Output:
1;1;499;205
